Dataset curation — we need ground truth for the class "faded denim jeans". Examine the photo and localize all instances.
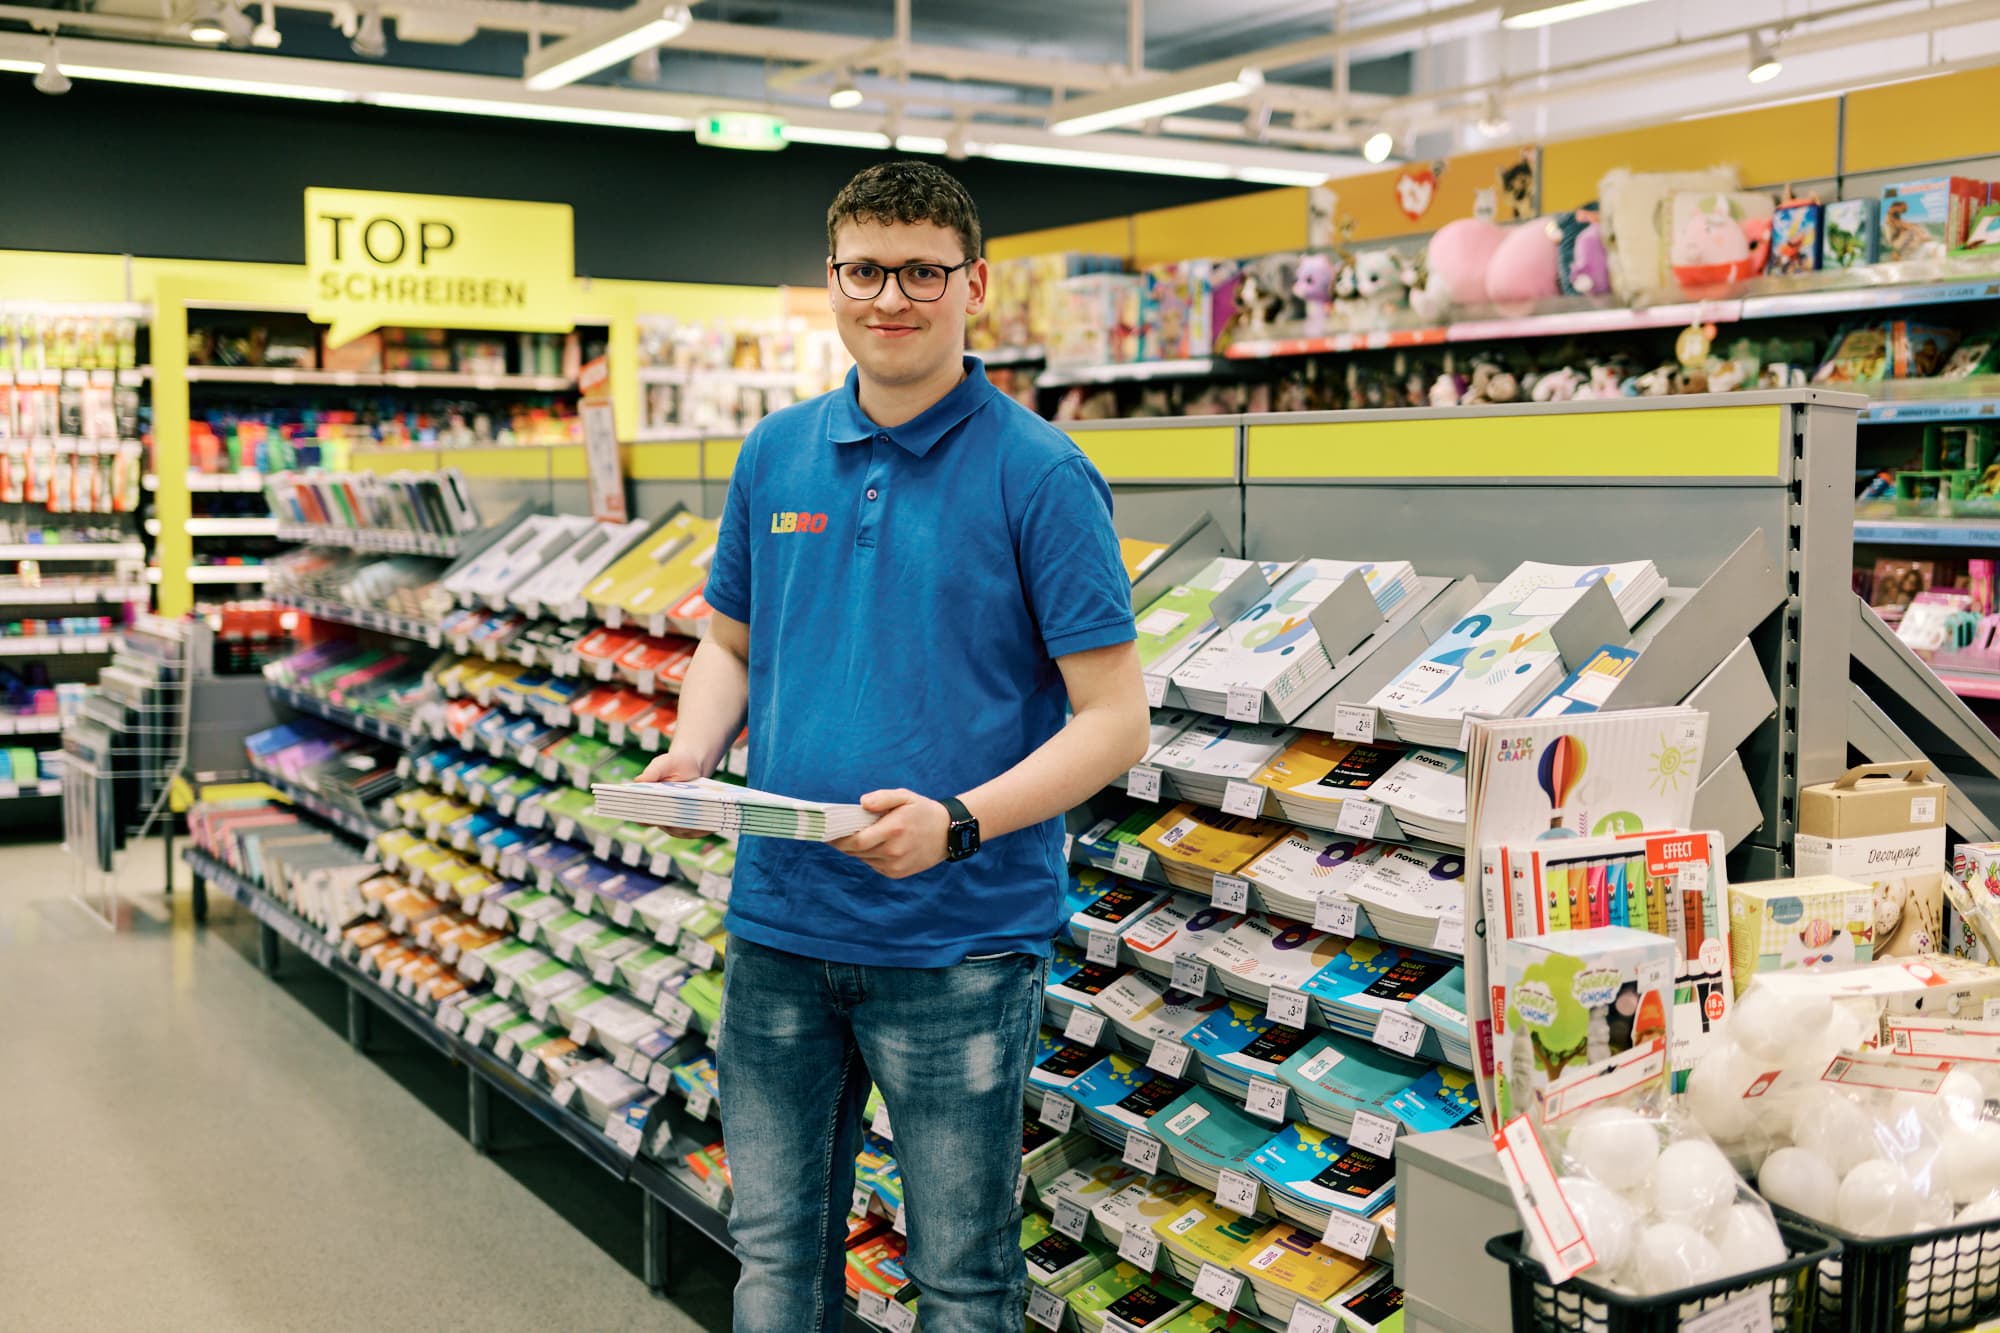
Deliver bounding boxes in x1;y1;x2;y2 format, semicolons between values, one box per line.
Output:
718;934;1046;1332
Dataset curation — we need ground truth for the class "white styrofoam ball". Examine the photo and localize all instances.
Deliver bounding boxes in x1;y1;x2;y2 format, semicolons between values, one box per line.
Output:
1966;1062;2000;1101
1653;1139;1739;1229
1829;999;1881;1051
1839;1159;1921;1235
1565;1105;1660;1191
1629;1221;1724;1295
1759;1146;1841;1223
1940;1069;1988;1130
1559;1174;1639;1273
1686;1040;1758;1142
1731;987;1835;1063
1710;1202;1787;1276
1791;1086;1882;1175
1958;1193;2000;1224
1937;1124;2000;1204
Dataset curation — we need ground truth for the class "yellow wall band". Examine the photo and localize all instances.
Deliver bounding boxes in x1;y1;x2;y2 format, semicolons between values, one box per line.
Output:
1131;190;1307;268
1245;405;1785;480
351;447;442;475
1071;426;1238;482
1844;67;2000;174
704;437;744;479
625;442;703;481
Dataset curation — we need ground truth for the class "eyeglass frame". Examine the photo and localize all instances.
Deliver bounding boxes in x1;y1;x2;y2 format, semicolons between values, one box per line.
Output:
828;257;978;303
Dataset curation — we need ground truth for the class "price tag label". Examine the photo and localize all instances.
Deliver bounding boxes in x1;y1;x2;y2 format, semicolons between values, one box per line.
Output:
1681;1292;1775;1333
1321;1212;1380;1260
592;832;614;860
1113;844;1152;879
440;1005;467;1035
1246;1076;1290;1122
1433;916;1465;954
592;960;618;985
607;721;627;748
656;995;694;1035
687;1087;714;1121
1215;1168;1260;1216
1171;956;1210;995
1224;688;1262;724
892;1203;907;1236
1314;896;1359;935
1374;1010;1427;1056
573;888;596;915
1126;765;1162;802
857;1291;891;1328
461;954;488;982
1039;1091;1076;1133
1026;1287;1067;1330
698;871;731;903
884;1300;917;1333
1351;1109;1399;1158
1266;986;1310;1029
1142;674;1168;707
517;1050;541;1079
871;1104;894;1141
1287;1306;1341;1333
608;1119;644;1156
852;1185;873;1218
1150;1039;1192;1079
1064;1008;1107;1047
648;1062;673;1095
1122;1132;1163;1175
495;1032;517;1060
683;937;718;970
1194;1262;1246;1309
1335;799;1383;838
1331;703;1377;743
1085;929;1120;965
1221;781;1264;818
1118;1226;1160;1273
700;1170;727;1208
551;1079;576;1108
1211;874;1250;913
1051;1196;1091;1241
568;1021;593;1048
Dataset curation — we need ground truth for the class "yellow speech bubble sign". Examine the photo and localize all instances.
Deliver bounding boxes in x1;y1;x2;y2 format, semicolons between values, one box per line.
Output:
305;187;577;348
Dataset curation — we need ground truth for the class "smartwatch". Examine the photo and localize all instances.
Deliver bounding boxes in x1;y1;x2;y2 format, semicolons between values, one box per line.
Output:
940;796;981;862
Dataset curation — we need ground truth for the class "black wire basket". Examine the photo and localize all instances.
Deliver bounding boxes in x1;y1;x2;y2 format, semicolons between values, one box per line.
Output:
1768;1204;2000;1331
1484;1222;1839;1333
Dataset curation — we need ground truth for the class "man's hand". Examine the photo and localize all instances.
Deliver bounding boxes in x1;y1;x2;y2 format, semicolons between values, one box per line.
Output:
638;749;710;839
831;789;951;880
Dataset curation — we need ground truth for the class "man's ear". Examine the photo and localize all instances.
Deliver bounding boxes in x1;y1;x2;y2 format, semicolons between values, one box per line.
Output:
964;257;990;317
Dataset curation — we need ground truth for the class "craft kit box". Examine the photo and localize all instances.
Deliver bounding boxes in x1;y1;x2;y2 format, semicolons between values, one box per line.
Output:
1879;177;1989;261
1795;762;1946;960
1497;925;1673;1126
1727;874;1877;995
1823;199;1877;269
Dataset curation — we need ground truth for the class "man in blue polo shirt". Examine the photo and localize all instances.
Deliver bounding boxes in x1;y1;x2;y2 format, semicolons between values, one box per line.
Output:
640;161;1148;1329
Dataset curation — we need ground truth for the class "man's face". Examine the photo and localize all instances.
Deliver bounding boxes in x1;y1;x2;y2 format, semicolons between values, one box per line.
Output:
828;218;986;389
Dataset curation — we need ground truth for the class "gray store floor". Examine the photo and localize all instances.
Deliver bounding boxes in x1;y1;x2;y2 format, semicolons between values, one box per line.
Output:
0;832;735;1332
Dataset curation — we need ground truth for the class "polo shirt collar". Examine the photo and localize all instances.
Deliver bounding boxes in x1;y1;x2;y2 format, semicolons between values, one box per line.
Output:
826;355;997;457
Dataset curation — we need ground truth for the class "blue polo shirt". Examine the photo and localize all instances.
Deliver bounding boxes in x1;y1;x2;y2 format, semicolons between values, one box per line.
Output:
702;356;1135;967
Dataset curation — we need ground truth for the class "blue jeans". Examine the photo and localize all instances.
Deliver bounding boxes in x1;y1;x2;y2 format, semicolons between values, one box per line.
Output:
718;935;1045;1332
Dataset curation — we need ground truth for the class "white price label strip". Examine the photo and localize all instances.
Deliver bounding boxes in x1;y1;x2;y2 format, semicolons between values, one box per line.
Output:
1321;1212;1380;1260
1039;1091;1075;1133
871;1105;893;1141
1246;1076;1290;1122
1150;1039;1192;1079
1193;1261;1246;1309
857;1292;889;1328
1681;1292;1776;1333
1122;1133;1163;1175
1215;1167;1260;1216
1374;1010;1427;1057
1051;1196;1090;1241
1287;1307;1341;1333
1085;929;1120;965
1113;844;1152;879
1350;1109;1400;1158
1433;916;1465;954
687;1088;714;1121
883;1301;917;1333
1142;674;1168;708
1314;896;1358;935
1118;1225;1160;1273
1221;780;1264;818
1331;702;1377;743
1265;986;1309;1029
1126;765;1162;802
1026;1287;1067;1330
1492;1113;1596;1284
1171;956;1210;995
1211;874;1250;913
1335;799;1383;838
1224;687;1262;723
1064;1008;1107;1047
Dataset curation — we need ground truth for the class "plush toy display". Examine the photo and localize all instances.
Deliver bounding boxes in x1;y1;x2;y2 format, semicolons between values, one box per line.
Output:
1404;251;1450;324
1552;205;1612;296
1487;221;1563;307
1598;166;1743;295
1292;253;1339;336
1669;192;1775;288
1352;249;1409;324
1425;217;1507;310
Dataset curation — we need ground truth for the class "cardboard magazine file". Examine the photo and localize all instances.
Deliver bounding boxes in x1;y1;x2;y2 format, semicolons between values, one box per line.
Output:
1692;750;1763;852
1796;760;1947;959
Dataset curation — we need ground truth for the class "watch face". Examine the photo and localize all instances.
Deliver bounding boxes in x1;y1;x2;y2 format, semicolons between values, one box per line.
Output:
948;821;980;860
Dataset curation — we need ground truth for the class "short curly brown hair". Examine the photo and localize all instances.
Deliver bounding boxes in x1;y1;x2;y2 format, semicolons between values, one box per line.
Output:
826;161;983;262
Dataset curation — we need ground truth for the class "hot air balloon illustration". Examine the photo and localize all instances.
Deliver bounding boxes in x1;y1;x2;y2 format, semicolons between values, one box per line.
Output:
1538;733;1587;835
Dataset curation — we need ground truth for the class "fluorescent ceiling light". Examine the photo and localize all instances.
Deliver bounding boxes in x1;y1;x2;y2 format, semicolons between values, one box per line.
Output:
978;142;1233;179
894;135;948;154
1050;66;1264;136
784;125;891;148
1236;165;1331;187
372;90;692;130
524;3;690;92
1748;31;1782;83
1501;0;1651;28
0;57;350;100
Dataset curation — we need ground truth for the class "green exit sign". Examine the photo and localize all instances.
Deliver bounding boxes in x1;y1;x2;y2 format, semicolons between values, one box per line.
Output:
696;112;787;151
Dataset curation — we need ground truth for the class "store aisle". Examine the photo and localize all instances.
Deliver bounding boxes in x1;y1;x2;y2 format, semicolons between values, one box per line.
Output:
0;835;731;1333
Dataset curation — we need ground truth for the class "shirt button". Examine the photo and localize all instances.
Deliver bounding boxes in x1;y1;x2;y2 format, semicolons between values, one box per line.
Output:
866;488;879;501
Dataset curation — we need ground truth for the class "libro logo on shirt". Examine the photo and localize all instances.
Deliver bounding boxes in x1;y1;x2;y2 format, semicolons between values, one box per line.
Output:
770;511;828;534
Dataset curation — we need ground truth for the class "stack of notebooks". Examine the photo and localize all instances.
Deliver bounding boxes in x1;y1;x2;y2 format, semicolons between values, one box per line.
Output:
1277;1031;1479;1138
1063;1053;1193;1154
1368;748;1468;846
1136;804;1290;895
1154;1085;1270;1192
1185;999;1317;1099
1300;941;1461;1065
1065;1263;1197;1333
1092;972;1230;1051
1234;1221;1380;1329
1029;1027;1104;1104
1074;801;1173;880
1196;913;1345;1005
1144;718;1297;809
1023;1115;1099;1193
1119;894;1244;979
1342;846;1466;952
1256;735;1407;831
1247;1122;1396;1231
1170;559;1422;720
1090;1175;1203;1254
1067;877;1169;956
1408;966;1473;1070
1134;558;1288;682
1368;559;1666;746
1044;946;1126;1030
1240;830;1387;924
1150;1196;1268;1301
267;467;479;540
592;779;876;841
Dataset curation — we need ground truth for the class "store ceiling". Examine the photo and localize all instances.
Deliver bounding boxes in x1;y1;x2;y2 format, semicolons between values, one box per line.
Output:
7;0;2000;181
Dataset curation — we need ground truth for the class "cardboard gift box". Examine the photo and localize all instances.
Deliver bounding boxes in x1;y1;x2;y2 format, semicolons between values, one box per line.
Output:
1795;761;1946;961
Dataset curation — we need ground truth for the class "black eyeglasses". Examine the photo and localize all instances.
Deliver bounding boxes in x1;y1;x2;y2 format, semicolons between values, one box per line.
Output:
831;259;975;303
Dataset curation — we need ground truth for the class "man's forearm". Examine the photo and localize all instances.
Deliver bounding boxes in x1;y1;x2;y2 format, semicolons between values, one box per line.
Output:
957;704;1148;841
665;636;750;776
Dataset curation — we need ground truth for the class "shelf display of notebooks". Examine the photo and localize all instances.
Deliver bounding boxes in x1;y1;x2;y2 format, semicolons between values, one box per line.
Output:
1146;716;1298;807
508;516;653;619
1172;560;1422;720
1368;560;1667;747
445;514;596;609
1135;558;1289;681
582;511;719;633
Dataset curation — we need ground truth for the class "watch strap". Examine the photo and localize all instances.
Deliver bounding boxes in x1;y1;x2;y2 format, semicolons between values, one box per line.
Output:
940;796;975;828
